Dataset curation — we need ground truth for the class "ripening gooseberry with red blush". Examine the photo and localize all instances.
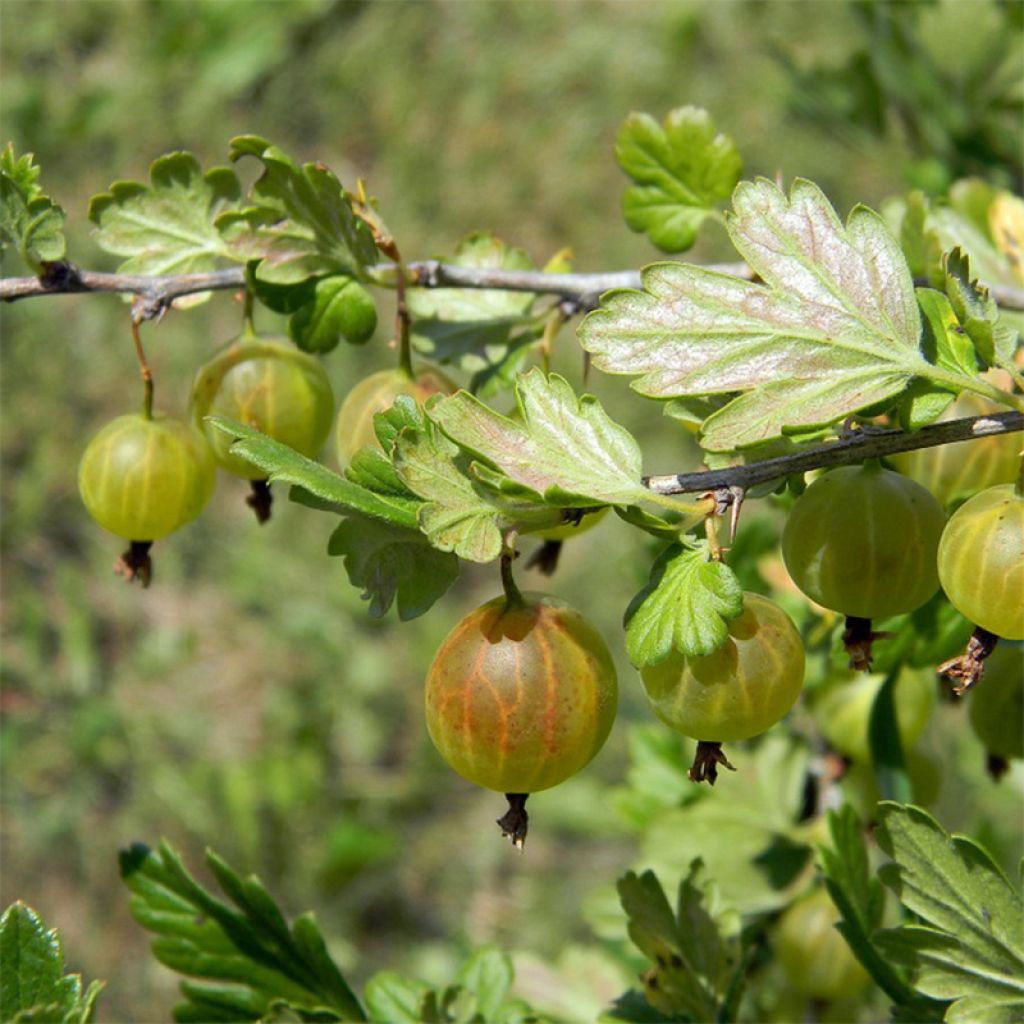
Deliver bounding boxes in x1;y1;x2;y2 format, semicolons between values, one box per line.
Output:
425;591;617;794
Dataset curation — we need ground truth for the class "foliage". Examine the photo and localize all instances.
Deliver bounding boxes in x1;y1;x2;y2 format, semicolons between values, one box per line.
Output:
0;903;103;1023
0;144;65;270
3;6;1024;1022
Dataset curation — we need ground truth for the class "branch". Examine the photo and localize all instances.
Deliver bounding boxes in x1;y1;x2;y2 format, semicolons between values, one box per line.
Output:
643;411;1024;495
6;260;1024;313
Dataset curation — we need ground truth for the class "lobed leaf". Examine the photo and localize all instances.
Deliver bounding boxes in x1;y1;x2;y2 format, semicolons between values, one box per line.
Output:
218;136;377;285
119;841;365;1022
391;415;503;563
431;368;648;506
624;541;744;666
1;145;66;271
875;803;1024;1024
580;178;948;451
617;862;741;1022
616;106;741;253
89;152;240;307
328;515;459;621
205;417;421;529
407;232;537;375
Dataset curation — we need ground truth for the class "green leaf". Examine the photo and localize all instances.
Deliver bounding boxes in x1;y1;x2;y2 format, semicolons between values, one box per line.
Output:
624;541;744;665
407;233;537;374
875;803;1024;1023
819;806;925;1008
431;369;648;506
328;515;459;620
639;735;813;914
580;178;948;451
363;973;431;1023
0;903;103;1024
943;247;1019;372
617;862;741;1022
219;135;378;284
918;287;979;380
0;145;66;271
204;418;421;529
455;948;513;1021
616;106;741;253
289;277;377;353
391;414;503;563
88;152;240;307
119;841;366;1022
867;670;912;804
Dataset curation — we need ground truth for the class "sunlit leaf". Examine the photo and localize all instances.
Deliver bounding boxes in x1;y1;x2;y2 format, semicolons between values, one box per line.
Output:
616;106;741;253
1;145;66;271
89;152;240;306
624;541;744;665
431;369;648;506
580;178;950;450
218;135;377;284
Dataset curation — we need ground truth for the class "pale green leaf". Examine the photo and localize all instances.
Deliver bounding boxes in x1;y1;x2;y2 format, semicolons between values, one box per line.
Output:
876;803;1024;1024
616;106;741;253
638;736;813;914
580;178;939;451
218;135;377;284
431;368;648;506
624;541;744;665
455;947;513;1020
943;247;1019;372
363;972;430;1023
1;146;66;270
205;417;421;529
327;515;459;620
617;862;741;1022
392;417;503;563
89;152;240;306
407;232;537;374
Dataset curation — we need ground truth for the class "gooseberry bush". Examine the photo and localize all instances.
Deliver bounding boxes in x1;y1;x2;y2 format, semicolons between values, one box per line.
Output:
2;95;1024;1024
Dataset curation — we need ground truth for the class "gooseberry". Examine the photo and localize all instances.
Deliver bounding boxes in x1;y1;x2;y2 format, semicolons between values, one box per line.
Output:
190;333;334;479
968;643;1024;759
78;412;215;584
812;667;935;763
891;392;1021;506
775;887;870;1000
639;593;804;743
424;591;617;841
782;462;946;620
334;365;456;465
937;483;1024;640
840;749;942;820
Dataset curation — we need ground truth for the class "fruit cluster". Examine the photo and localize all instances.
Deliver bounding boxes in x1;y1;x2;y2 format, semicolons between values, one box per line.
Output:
78;323;1023;840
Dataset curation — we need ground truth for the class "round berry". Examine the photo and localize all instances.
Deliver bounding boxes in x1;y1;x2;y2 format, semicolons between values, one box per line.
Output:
782;462;946;619
891;394;1021;506
190;334;334;479
813;667;935;763
937;483;1024;640
78;413;215;540
640;593;805;742
424;592;617;793
775;887;870;1000
968;643;1024;758
335;365;456;465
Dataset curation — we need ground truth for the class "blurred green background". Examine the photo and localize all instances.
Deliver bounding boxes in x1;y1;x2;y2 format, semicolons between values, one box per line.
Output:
2;2;1022;1020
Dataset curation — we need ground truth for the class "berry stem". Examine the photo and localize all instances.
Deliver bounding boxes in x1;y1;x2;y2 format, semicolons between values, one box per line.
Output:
242;287;256;335
395;260;415;379
499;532;524;609
130;314;154;420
